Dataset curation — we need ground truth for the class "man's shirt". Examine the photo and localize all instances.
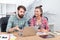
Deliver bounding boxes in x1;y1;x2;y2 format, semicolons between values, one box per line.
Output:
6;15;28;32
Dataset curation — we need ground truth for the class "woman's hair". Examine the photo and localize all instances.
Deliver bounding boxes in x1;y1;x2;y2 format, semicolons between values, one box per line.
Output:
33;5;43;18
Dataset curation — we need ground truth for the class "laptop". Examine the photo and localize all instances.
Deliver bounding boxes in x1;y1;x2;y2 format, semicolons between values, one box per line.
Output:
22;27;36;37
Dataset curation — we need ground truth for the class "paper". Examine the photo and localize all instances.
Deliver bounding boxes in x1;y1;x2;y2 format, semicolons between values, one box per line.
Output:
0;34;16;40
36;32;48;35
10;34;16;40
54;32;60;35
0;34;10;40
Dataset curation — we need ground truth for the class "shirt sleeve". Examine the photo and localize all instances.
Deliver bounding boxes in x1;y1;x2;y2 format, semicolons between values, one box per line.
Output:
44;18;49;31
6;16;13;32
29;18;35;26
24;19;29;27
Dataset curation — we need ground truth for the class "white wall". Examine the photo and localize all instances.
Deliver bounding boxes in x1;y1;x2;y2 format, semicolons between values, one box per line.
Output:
0;0;17;4
41;0;60;31
0;0;34;16
6;4;16;13
16;0;34;8
0;0;34;7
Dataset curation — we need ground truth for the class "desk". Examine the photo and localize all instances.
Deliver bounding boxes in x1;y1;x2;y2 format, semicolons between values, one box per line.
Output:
1;32;60;40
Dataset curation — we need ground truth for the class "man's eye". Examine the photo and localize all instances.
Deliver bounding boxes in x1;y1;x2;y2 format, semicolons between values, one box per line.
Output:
20;11;24;13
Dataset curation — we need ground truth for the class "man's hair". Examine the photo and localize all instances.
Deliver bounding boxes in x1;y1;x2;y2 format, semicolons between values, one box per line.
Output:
17;5;26;11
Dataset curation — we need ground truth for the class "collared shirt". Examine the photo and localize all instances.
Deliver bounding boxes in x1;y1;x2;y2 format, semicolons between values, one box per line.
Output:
6;14;28;32
29;17;49;30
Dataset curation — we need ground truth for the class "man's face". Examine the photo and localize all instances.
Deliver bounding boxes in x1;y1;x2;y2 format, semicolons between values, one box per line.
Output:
18;8;25;18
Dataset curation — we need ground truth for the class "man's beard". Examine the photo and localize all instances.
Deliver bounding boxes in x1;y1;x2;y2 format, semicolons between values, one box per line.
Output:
18;14;24;18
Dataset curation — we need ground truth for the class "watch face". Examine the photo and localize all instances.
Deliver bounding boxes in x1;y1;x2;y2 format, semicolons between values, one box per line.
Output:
19;27;22;29
19;27;23;29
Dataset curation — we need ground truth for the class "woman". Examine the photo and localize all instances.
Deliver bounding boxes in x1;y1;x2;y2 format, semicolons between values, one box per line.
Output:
29;5;49;32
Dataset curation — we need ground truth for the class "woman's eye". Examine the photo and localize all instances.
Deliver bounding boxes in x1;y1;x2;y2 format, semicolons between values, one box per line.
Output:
35;10;38;12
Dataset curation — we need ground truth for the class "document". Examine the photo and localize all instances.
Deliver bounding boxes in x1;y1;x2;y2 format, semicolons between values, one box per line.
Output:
0;34;16;40
0;34;9;40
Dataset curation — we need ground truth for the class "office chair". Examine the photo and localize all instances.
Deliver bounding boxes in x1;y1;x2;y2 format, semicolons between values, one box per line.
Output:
1;16;9;32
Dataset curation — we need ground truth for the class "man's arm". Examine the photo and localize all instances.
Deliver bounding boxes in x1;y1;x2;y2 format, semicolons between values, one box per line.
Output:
6;16;22;32
6;16;14;32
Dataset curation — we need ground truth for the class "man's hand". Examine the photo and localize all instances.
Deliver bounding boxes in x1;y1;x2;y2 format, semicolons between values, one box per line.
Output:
8;26;23;32
13;26;23;32
8;26;19;32
8;28;15;32
13;26;20;31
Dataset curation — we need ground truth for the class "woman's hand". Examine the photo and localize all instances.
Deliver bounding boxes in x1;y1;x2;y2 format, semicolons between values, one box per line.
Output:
37;28;48;33
41;28;48;33
38;29;41;32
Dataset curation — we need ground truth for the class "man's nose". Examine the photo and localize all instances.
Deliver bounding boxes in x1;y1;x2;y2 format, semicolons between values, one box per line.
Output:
20;12;24;14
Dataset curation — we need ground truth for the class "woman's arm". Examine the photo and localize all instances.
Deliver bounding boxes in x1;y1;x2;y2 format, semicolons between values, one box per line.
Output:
44;18;49;32
29;18;35;27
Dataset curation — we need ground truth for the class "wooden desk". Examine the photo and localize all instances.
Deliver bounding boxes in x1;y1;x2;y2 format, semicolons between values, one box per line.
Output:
1;32;60;40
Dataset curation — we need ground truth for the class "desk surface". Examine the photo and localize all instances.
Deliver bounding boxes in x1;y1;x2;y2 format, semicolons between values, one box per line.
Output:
1;32;60;40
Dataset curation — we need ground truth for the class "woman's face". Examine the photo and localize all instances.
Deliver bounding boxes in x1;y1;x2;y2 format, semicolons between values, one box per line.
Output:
34;8;42;17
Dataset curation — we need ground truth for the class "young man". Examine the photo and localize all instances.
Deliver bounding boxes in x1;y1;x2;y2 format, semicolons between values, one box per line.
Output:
6;5;28;32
